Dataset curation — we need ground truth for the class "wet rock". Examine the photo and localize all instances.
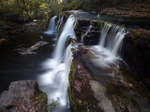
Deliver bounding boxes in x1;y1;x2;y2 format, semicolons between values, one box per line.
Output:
0;80;48;112
123;29;150;86
74;19;100;44
69;42;150;112
89;80;115;112
15;41;49;55
69;57;103;112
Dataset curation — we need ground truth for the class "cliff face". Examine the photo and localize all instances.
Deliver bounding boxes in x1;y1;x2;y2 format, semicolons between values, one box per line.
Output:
0;80;48;112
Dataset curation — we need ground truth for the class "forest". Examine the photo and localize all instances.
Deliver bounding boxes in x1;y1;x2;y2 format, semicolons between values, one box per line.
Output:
0;0;150;40
0;0;150;112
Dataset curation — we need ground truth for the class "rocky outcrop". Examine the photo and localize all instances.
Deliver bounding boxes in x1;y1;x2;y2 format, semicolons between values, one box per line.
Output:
89;80;115;112
69;45;119;112
123;29;150;87
74;19;100;45
69;55;104;112
0;80;47;112
69;43;150;112
15;41;49;55
66;10;150;112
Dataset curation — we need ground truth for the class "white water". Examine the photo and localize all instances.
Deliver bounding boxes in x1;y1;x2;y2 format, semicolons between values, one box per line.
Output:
44;16;57;35
99;22;128;57
56;16;64;33
53;15;76;64
81;25;92;43
38;15;76;108
39;15;128;110
88;22;128;68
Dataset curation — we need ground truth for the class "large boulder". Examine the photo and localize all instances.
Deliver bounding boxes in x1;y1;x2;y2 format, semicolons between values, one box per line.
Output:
0;80;47;112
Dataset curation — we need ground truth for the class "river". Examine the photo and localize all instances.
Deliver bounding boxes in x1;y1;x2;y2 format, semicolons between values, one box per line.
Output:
0;11;150;112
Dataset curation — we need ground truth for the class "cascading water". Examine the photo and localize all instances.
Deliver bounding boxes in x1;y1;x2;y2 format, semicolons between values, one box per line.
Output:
88;22;128;67
99;22;128;57
53;15;76;64
99;23;112;47
44;16;57;35
56;16;63;33
41;13;128;110
81;24;92;43
39;15;76;111
56;43;73;106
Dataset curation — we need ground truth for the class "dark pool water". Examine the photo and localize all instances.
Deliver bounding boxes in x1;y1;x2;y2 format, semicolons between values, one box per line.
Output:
0;32;55;93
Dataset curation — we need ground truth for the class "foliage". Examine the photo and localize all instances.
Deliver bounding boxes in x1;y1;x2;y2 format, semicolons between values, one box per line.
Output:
48;98;60;112
0;0;67;38
0;0;66;23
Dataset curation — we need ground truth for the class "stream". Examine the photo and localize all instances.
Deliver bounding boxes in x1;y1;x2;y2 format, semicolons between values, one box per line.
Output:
0;11;150;112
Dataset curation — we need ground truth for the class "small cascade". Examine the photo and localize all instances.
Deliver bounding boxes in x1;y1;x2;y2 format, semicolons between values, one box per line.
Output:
81;24;92;43
99;22;128;56
56;16;63;33
40;15;76;108
53;15;76;64
50;15;76;106
43;16;57;35
57;43;73;106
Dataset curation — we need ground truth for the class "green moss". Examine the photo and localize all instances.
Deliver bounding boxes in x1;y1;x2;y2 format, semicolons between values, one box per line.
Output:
68;59;103;112
92;20;102;30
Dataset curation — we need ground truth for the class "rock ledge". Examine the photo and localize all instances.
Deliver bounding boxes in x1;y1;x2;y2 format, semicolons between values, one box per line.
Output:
0;80;47;112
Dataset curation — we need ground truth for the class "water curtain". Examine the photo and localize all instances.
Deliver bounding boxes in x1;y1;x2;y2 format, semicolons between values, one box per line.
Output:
99;22;128;56
43;16;57;35
53;15;76;64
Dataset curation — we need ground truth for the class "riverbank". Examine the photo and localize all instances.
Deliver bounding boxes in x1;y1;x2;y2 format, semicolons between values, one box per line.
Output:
0;20;47;45
99;3;150;18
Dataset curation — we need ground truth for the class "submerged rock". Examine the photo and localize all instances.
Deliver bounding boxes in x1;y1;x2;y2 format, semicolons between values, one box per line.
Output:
0;80;47;112
15;41;49;55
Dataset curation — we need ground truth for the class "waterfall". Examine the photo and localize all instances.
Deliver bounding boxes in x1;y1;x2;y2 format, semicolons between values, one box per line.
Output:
50;15;76;106
44;16;57;35
81;25;92;43
39;15;76;108
99;22;128;56
53;15;76;64
57;43;73;106
56;16;63;33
